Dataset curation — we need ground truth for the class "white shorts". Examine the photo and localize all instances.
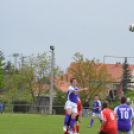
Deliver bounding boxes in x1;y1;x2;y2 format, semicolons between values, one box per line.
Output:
64;100;77;114
65;101;70;110
92;112;101;118
117;130;133;134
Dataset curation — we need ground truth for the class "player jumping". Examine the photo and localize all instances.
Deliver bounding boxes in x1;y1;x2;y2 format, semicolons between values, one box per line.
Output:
63;78;87;134
64;98;82;134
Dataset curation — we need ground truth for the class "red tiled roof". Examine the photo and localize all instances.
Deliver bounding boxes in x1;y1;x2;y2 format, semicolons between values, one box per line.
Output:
54;77;69;92
58;63;134;92
103;63;134;82
57;82;69;92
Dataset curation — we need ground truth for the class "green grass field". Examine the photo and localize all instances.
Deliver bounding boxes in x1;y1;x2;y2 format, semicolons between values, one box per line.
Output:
0;114;101;134
0;114;134;134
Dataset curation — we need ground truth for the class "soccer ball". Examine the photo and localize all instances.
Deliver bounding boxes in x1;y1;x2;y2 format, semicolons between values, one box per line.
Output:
129;24;134;32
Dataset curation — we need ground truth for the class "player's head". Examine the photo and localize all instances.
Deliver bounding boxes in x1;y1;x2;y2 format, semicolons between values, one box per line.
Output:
102;101;109;109
95;95;98;100
86;99;88;102
121;96;127;104
70;78;77;87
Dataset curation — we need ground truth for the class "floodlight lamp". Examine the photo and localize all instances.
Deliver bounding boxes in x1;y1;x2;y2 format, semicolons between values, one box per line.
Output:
50;46;55;50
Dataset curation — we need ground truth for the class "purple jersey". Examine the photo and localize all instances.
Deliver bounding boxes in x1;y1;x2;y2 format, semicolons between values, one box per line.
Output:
114;104;134;132
67;85;79;103
93;100;101;114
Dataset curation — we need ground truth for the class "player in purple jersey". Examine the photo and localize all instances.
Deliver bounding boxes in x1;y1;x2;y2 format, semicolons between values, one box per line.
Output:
88;95;102;128
114;96;134;134
63;78;87;134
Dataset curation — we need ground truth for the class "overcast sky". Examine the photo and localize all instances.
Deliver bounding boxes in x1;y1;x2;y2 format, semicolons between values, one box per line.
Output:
1;0;134;71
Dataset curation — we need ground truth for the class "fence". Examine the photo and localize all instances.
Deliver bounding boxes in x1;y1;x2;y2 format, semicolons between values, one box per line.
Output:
2;104;93;116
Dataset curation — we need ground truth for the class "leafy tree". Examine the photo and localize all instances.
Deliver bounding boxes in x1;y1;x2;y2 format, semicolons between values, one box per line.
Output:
22;52;63;112
0;51;5;60
68;52;115;103
0;59;5;92
4;61;13;75
1;70;32;103
54;90;67;105
53;90;67;115
126;90;134;101
1;52;64;113
24;53;51;111
121;58;132;94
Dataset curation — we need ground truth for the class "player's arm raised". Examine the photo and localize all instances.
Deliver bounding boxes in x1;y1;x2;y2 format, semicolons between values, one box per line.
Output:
73;88;88;93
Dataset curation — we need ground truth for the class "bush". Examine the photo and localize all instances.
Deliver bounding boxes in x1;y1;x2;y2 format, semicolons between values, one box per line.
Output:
4;106;12;113
127;101;131;106
105;96;120;110
109;101;120;110
126;90;134;101
54;91;67;105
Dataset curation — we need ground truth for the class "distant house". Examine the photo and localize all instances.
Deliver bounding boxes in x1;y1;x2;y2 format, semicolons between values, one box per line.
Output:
32;62;134;113
103;63;134;96
58;62;134;97
31;77;58;114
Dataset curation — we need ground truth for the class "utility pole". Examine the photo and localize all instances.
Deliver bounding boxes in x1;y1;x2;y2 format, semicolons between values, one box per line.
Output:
49;46;55;115
19;56;25;105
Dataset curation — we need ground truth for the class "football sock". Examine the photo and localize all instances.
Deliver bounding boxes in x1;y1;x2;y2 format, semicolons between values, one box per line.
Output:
69;119;75;130
73;127;75;132
64;131;67;134
64;114;70;125
64;126;69;134
76;125;80;133
90;119;94;127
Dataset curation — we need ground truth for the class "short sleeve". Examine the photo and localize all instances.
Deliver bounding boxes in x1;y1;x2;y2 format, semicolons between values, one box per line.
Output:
98;101;101;106
68;86;75;93
114;106;118;117
100;111;103;119
131;108;134;118
101;111;107;121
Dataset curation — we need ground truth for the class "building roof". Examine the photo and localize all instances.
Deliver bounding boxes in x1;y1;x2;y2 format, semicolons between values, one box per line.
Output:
58;62;134;92
103;63;134;82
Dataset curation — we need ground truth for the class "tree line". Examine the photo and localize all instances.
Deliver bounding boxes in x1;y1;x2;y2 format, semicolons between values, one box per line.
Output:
0;51;133;110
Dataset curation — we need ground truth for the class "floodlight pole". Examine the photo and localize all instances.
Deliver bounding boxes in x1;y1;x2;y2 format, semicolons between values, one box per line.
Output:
13;53;19;69
21;56;25;87
49;46;55;115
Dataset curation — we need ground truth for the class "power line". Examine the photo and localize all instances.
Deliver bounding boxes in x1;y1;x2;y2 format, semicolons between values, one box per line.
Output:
103;55;134;64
